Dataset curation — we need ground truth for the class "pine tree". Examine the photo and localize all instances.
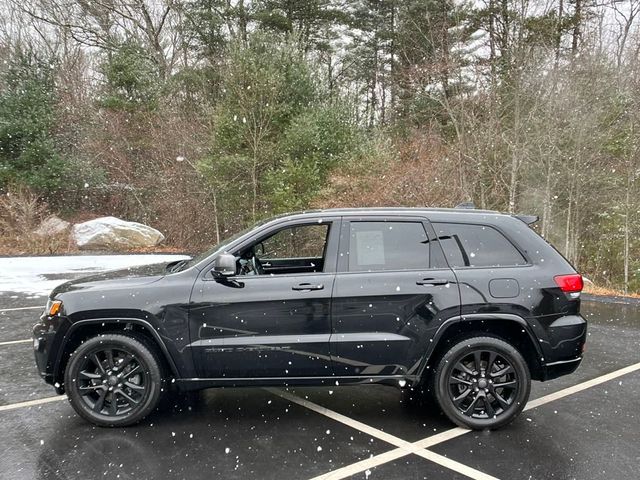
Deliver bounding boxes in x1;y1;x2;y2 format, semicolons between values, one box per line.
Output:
0;50;66;192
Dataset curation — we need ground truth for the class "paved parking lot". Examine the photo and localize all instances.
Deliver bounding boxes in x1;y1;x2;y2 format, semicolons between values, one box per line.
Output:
0;266;639;480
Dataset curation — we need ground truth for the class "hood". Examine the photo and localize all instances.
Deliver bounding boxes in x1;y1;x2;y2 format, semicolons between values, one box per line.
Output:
51;261;172;297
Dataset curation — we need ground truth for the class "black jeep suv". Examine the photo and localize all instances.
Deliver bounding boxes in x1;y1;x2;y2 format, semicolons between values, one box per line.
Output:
33;207;586;429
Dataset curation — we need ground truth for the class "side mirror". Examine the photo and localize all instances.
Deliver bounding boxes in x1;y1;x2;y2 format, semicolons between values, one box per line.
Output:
211;253;236;278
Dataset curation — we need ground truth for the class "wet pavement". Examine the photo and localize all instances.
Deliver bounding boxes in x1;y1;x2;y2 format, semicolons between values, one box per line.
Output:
0;292;638;480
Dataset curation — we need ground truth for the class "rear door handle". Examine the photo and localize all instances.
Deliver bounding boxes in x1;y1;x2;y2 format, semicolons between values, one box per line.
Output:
292;283;324;291
416;278;450;286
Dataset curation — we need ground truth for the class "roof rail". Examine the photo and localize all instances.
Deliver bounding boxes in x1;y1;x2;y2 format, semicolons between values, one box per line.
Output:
455;202;476;209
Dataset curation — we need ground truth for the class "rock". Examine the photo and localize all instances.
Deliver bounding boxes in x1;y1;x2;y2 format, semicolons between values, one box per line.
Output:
72;217;165;250
33;216;71;237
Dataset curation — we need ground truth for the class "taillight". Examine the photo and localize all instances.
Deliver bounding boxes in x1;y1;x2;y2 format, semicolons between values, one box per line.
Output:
554;274;584;293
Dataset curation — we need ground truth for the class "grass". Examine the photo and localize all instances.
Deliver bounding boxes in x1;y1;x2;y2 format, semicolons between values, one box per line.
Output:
583;283;640;299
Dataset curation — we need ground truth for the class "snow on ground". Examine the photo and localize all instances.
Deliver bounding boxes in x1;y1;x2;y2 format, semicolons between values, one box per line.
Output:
0;254;190;297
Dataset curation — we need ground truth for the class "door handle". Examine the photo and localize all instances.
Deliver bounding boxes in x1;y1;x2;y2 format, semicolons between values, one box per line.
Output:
416;278;450;286
292;283;324;291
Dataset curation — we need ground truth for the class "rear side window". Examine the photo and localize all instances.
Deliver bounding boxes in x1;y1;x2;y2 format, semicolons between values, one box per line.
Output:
433;223;526;267
348;221;429;271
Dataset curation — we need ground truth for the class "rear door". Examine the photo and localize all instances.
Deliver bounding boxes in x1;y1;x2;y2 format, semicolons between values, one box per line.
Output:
431;221;530;316
330;216;460;378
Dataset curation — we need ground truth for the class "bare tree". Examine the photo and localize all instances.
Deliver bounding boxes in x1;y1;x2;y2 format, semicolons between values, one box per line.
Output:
14;0;181;79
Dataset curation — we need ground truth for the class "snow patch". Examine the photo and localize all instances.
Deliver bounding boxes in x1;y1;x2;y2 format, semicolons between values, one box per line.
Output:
0;254;189;295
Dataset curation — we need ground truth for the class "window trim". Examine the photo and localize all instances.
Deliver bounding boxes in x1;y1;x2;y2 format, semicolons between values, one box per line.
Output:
431;221;531;269
201;216;341;280
338;216;442;274
258;223;331;263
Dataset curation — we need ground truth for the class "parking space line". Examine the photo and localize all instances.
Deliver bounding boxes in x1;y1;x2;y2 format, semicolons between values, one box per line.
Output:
2;358;637;477
0;339;31;346
0;395;66;412
524;361;640;411
0;306;43;312
266;388;418;448
280;361;640;480
410;427;469;449
268;388;500;480
414;450;500;480
306;449;410;480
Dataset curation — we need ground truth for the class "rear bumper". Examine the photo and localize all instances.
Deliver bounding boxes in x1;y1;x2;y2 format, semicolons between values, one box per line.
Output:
541;356;583;380
540;314;587;380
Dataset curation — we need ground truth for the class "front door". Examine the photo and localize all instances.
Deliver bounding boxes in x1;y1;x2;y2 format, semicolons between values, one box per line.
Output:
330;217;460;378
189;218;340;379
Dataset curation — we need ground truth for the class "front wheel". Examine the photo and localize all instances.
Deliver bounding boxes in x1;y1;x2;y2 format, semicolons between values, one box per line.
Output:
434;336;531;430
64;333;163;427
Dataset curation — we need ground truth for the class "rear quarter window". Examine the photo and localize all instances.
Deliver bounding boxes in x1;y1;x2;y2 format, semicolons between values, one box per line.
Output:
433;223;527;268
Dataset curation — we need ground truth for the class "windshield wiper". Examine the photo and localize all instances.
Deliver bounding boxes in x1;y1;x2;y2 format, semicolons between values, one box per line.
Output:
166;259;189;273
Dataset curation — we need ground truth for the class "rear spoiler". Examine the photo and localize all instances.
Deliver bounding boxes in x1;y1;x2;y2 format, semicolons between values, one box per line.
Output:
515;214;539;225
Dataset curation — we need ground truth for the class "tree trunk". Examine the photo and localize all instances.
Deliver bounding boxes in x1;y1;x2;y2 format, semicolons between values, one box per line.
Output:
389;1;396;113
212;190;220;244
238;0;248;46
542;159;553;238
564;186;573;259
624;166;631;294
370;33;379;128
489;0;497;84
508;87;521;213
555;0;564;68
572;0;581;55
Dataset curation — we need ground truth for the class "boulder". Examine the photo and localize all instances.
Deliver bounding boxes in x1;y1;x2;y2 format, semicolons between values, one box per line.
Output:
72;217;165;250
33;216;71;237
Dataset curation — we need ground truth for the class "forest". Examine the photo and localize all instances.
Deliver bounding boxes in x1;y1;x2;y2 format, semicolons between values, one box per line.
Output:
0;0;639;293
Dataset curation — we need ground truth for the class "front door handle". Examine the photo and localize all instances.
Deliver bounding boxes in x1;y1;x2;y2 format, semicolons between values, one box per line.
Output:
416;278;450;286
292;283;324;291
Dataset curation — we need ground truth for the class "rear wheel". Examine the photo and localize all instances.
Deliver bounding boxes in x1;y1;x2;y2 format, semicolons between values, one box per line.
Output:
434;336;530;430
64;334;163;427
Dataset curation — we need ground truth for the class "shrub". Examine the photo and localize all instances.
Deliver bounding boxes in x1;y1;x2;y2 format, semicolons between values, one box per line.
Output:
0;186;69;254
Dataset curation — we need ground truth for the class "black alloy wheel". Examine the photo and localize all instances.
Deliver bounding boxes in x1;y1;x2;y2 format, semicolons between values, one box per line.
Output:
434;336;530;430
65;334;163;427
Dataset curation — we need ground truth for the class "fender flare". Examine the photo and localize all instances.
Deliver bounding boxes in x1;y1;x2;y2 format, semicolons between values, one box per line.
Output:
54;317;180;382
414;313;544;379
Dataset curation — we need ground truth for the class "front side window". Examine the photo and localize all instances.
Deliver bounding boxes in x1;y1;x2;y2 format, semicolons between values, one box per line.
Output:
237;223;330;275
348;221;430;272
433;223;526;268
260;224;328;260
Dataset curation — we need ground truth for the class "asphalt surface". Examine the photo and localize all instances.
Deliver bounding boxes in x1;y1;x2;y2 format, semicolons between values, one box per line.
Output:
0;291;638;480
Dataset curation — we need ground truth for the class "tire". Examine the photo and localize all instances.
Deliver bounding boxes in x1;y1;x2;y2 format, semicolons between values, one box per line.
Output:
433;336;530;430
64;333;163;427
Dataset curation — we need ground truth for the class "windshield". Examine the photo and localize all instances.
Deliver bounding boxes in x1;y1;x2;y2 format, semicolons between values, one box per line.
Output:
175;218;273;271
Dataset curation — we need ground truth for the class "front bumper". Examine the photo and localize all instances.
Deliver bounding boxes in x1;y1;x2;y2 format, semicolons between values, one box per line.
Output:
33;317;66;393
